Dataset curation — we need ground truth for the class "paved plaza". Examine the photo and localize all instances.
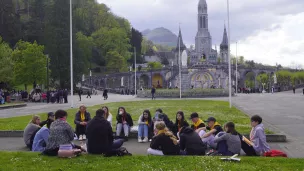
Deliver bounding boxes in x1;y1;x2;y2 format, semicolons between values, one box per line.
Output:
0;90;303;157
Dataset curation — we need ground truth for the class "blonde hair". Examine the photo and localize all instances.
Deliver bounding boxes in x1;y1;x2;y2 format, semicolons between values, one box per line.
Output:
31;115;40;125
79;104;86;110
155;122;178;145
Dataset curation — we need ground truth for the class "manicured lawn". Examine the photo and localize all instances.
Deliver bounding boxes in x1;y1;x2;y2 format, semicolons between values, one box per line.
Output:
0;100;268;134
0;152;303;171
0;102;24;107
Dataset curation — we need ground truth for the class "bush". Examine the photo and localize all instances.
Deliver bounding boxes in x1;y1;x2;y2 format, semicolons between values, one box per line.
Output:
137;88;231;98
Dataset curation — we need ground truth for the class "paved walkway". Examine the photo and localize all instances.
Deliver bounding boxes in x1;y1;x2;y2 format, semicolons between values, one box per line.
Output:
0;94;138;118
233;89;304;158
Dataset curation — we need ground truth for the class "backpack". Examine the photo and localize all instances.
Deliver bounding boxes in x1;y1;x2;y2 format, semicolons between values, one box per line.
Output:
263;150;287;157
104;147;132;157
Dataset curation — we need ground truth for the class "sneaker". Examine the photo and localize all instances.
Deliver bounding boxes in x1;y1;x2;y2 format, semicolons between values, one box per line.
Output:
143;137;148;142
82;134;86;140
149;139;152;142
78;135;83;141
138;137;143;143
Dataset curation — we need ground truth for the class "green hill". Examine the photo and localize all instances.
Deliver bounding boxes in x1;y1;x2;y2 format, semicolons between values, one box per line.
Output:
142;27;177;47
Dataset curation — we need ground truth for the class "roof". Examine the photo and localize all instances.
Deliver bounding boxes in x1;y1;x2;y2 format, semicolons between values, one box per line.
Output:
220;25;228;49
175;27;187;52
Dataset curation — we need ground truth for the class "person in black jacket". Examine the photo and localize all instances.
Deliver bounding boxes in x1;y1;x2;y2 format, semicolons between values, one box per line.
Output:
116;107;133;141
151;86;156;100
39;112;55;127
103;89;108;100
147;122;180;155
189;112;205;131
86;109;124;155
179;127;206;155
74;105;91;140
173;111;189;137
153;109;174;131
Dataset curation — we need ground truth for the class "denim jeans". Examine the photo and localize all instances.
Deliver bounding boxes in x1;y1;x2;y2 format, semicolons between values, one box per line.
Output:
116;123;130;137
112;139;124;150
138;124;148;138
216;132;234;156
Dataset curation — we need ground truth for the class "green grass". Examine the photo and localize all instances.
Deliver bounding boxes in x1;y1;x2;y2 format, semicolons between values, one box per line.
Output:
0;100;270;134
0;102;24;107
0;151;303;171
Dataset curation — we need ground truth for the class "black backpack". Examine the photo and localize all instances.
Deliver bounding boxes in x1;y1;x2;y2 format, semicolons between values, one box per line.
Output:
104;147;132;157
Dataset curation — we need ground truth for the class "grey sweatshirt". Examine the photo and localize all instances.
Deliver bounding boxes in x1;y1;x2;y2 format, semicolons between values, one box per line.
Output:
214;132;241;154
23;123;40;145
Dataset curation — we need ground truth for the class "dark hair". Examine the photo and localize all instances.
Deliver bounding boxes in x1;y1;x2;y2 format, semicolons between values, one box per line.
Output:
117;107;126;115
175;111;187;125
47;120;54;129
101;106;109;119
96;109;105;117
251;115;262;124
225;122;237;135
55;110;67;119
141;110;152;123
156;108;163;113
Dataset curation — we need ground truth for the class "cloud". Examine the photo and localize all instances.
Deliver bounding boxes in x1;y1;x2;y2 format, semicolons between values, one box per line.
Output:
97;0;304;66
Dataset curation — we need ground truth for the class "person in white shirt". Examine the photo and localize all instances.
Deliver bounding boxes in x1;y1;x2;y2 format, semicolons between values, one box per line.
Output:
102;106;112;126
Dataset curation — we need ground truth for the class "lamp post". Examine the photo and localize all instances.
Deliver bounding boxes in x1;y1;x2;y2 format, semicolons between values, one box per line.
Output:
235;42;238;94
226;0;232;108
46;54;49;91
69;0;74;108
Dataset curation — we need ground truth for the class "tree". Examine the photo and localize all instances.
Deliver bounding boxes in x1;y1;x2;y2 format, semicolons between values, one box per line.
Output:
148;62;162;70
129;27;143;64
238;56;245;65
256;73;269;85
245;72;255;88
161;57;169;66
0;37;14;84
105;51;127;72
12;40;48;90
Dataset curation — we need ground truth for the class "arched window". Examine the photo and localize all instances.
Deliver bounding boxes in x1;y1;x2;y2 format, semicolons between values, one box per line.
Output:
203;16;206;28
200;16;203;28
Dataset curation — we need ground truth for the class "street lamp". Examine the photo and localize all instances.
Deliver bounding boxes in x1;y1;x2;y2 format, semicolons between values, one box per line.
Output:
226;0;232;108
46;54;49;91
69;0;74;108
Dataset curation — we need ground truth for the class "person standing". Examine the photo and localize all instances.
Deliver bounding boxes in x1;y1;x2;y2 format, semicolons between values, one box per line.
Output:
87;89;91;98
46;90;51;104
78;88;82;101
86;109;124;155
151;86;156;100
64;89;68;103
103;89;108;100
293;86;296;94
74;105;91;140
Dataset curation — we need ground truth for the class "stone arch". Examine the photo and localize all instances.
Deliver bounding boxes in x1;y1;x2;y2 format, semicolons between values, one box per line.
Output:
139;74;149;89
190;71;215;88
152;73;163;88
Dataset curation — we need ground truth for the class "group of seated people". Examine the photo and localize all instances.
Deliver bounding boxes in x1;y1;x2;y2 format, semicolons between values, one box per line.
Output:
23;105;270;157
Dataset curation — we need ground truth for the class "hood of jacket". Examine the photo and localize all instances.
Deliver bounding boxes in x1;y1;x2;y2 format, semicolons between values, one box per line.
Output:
180;127;194;134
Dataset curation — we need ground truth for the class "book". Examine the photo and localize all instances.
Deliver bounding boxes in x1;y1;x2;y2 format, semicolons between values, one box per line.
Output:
242;136;253;146
220;154;241;162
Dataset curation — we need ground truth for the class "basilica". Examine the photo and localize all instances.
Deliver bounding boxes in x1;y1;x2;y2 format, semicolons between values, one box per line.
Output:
171;0;228;67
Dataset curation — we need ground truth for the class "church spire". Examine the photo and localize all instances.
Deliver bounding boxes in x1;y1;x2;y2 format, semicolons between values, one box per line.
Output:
176;26;186;52
220;24;228;49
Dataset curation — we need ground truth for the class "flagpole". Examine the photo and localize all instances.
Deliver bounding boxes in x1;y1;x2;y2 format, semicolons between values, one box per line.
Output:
235;41;238;95
179;25;181;99
70;0;74;108
134;47;137;96
227;0;232;108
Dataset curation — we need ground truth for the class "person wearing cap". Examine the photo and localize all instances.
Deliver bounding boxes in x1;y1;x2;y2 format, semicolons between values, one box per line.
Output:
189;112;205;131
39;112;55;127
74;105;91;141
196;117;223;148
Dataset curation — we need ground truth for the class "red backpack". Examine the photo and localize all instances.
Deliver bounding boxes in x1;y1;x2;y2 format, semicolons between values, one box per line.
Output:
263;150;287;157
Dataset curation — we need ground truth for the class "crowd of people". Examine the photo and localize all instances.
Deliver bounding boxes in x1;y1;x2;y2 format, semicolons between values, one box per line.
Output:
23;105;271;157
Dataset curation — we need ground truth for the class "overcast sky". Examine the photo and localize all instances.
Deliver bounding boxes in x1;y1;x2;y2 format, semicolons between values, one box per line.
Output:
98;0;304;67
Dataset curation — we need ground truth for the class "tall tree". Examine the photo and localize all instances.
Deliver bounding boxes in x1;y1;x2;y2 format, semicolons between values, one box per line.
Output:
12;40;48;90
0;37;14;84
129;27;143;63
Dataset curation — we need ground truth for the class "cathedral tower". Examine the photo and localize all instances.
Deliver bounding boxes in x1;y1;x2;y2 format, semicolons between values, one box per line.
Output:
220;25;229;63
195;0;212;62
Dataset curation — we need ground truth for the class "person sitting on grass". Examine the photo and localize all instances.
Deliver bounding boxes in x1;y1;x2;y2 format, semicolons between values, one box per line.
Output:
32;119;54;152
23;115;41;150
44;110;84;156
213;122;241;156
147;122;180;156
196;117;223;148
189;112;205;131
74;105;91;141
138;110;154;143
39;112;55;127
179;126;206;156
153;109;174;130
102;106;112;126
86;109;124;155
116;107;133;141
247;115;270;156
173;111;189;137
